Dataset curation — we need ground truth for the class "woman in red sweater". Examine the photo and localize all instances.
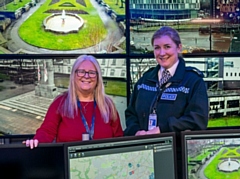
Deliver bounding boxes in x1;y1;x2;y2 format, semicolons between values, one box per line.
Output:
25;55;123;149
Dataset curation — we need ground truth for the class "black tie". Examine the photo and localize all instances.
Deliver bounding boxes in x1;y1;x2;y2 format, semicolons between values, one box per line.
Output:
159;70;171;87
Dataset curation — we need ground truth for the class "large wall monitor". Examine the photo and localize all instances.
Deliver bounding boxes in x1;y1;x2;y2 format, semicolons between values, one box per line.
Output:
0;143;65;179
130;56;240;129
0;58;127;135
0;0;125;54
130;1;240;54
181;129;240;179
185;56;240;129
65;133;177;179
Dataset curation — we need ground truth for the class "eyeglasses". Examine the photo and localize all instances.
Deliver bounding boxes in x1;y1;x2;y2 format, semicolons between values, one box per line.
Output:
75;69;98;78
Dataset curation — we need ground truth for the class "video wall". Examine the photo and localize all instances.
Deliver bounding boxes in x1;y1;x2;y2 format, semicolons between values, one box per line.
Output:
1;0;240;54
1;54;240;134
0;55;240;135
0;0;240;134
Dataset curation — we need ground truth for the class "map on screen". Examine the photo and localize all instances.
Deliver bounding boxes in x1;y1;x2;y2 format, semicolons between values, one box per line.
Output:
69;150;154;179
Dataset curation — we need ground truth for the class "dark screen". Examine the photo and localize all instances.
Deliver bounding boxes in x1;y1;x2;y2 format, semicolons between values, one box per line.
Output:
0;143;65;179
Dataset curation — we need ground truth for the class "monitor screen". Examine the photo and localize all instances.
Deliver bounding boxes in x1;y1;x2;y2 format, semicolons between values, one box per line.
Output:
184;55;240;129
0;143;65;179
0;0;125;54
181;129;240;179
0;58;127;135
65;133;177;179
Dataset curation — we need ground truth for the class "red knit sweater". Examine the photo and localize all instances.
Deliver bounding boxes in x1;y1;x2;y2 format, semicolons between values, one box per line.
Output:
34;95;123;143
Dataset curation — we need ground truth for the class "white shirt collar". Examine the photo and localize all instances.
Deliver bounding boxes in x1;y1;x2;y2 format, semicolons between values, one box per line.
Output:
158;60;179;81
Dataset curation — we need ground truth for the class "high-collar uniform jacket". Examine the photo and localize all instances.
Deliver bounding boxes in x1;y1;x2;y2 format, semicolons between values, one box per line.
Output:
124;58;209;136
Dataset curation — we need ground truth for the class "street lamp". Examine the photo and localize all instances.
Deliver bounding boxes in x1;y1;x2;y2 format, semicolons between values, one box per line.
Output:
209;24;212;51
230;30;235;52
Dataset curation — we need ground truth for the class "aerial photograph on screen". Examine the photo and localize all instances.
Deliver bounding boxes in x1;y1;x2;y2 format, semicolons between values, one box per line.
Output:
130;0;240;54
0;58;127;135
186;138;240;179
0;0;125;54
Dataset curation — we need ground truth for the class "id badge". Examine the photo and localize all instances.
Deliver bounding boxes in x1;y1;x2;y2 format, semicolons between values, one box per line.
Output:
82;133;90;141
148;113;157;131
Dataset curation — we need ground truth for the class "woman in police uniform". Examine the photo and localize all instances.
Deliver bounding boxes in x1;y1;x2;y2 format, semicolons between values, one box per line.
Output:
124;26;209;136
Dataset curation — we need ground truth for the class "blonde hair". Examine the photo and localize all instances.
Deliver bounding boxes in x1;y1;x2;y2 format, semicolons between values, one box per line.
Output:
59;55;118;123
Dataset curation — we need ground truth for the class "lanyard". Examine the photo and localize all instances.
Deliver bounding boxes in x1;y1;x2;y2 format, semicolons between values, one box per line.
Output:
77;100;96;140
150;82;171;114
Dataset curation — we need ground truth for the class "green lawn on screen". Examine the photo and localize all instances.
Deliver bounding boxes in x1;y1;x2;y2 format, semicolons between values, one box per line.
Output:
204;147;240;179
54;77;126;97
17;0;107;50
208;117;240;127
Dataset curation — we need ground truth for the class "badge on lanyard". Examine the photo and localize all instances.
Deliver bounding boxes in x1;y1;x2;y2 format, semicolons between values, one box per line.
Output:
148;109;157;131
82;133;90;141
77;100;96;140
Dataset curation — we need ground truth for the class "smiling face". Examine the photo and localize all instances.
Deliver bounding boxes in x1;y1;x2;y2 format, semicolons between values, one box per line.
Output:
153;35;182;69
75;60;98;97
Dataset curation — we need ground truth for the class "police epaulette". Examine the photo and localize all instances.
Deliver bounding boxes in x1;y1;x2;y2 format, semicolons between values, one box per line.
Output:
186;66;204;77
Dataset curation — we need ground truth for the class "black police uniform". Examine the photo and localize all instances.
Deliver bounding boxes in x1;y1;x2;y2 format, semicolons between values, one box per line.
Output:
124;58;209;136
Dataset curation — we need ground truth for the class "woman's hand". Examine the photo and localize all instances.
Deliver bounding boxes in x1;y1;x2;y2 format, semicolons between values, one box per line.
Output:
135;130;148;136
146;127;160;135
23;139;39;149
135;127;160;136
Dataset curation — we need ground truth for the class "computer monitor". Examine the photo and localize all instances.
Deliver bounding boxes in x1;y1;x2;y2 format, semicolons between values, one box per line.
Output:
64;133;177;179
181;129;240;179
0;143;65;179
